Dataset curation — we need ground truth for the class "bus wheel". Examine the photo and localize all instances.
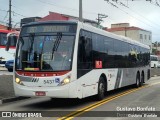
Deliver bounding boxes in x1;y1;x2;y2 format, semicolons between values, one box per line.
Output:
135;73;140;88
8;68;13;72
96;77;105;100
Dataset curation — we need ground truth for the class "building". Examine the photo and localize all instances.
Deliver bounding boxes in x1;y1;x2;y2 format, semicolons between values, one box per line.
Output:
20;12;101;29
106;23;152;50
39;11;98;27
152;42;160;55
20;17;42;27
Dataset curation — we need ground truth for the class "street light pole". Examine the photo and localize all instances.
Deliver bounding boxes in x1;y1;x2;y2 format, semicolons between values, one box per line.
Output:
125;27;127;37
79;0;83;22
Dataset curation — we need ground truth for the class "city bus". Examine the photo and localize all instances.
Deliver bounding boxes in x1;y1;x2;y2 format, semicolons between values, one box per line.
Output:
6;21;150;100
150;55;159;68
0;29;17;66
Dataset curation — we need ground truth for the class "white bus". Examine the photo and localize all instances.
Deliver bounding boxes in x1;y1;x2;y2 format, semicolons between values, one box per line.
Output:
0;29;17;66
6;21;150;100
150;55;159;68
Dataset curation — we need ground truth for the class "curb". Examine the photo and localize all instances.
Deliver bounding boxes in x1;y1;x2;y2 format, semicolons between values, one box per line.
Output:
0;69;7;71
0;67;7;71
0;97;30;105
151;74;159;77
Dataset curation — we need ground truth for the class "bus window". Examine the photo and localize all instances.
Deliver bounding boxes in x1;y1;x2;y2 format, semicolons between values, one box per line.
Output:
77;30;92;78
0;33;7;46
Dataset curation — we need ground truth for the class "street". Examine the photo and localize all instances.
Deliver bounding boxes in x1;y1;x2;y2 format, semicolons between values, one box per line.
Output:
0;71;13;76
0;0;160;120
0;76;159;120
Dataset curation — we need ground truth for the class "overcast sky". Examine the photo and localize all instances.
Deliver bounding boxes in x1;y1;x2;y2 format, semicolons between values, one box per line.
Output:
0;0;160;42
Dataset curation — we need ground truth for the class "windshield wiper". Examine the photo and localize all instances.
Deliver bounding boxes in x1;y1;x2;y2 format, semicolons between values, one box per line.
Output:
28;33;35;53
27;33;35;62
51;32;62;59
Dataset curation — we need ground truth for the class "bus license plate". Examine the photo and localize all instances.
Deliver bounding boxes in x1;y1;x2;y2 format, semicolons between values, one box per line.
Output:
35;91;46;96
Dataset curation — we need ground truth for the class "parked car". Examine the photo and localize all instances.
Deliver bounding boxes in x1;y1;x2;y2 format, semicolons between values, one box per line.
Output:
5;60;14;72
150;55;159;68
157;63;160;68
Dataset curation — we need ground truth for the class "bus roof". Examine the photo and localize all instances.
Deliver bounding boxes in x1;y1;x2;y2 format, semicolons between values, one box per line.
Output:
22;20;78;27
79;22;150;49
20;20;149;49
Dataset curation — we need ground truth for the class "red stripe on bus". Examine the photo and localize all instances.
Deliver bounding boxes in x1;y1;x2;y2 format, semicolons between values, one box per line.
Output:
16;71;70;77
0;30;11;33
0;46;16;49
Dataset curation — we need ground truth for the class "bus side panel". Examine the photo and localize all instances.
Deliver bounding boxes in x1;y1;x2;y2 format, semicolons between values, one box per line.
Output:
143;66;150;82
119;68;137;88
119;66;150;88
77;70;99;98
68;26;83;99
76;69;119;98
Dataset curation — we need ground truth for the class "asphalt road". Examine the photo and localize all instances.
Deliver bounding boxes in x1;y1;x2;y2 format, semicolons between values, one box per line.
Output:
0;76;160;120
0;71;13;76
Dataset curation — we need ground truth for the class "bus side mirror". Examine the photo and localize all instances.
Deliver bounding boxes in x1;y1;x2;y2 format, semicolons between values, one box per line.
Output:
5;36;11;51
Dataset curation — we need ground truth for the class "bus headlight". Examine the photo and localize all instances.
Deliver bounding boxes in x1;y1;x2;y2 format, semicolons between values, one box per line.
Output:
15;78;24;86
63;78;70;84
59;76;70;86
15;78;20;83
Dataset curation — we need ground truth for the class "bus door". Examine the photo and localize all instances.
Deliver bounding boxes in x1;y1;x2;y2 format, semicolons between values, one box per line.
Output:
77;30;93;97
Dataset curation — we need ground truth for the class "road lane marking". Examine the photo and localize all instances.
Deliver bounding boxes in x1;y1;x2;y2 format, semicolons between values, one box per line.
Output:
57;86;147;120
57;82;160;120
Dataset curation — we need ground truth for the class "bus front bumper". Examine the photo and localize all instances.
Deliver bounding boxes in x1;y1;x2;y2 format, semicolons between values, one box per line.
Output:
14;84;71;98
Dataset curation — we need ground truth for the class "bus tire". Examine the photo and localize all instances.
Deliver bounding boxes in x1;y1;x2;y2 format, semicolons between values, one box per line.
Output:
8;68;13;72
96;77;105;101
135;73;140;88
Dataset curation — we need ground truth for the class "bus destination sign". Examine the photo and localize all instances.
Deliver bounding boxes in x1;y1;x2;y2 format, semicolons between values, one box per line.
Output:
22;24;77;34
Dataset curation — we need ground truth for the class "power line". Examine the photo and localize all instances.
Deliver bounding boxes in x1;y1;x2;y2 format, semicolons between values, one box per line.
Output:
12;11;27;17
113;1;160;30
0;8;26;17
36;0;102;17
37;0;79;12
0;8;8;12
35;0;116;24
0;9;8;26
3;12;8;22
12;5;23;11
0;20;8;24
105;1;160;31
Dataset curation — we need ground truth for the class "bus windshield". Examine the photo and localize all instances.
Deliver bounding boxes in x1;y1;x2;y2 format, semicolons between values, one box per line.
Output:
15;23;77;71
150;56;158;61
16;34;75;71
16;34;74;71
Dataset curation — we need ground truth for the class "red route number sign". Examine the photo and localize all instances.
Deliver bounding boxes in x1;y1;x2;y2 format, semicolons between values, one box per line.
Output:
95;61;102;68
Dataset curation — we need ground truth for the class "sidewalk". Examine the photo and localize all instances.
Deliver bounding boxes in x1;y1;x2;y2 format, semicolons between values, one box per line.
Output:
0;66;7;71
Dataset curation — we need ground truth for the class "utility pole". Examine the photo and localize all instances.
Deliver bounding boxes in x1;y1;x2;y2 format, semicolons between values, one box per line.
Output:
97;13;108;25
8;0;12;30
79;0;83;22
125;27;127;37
